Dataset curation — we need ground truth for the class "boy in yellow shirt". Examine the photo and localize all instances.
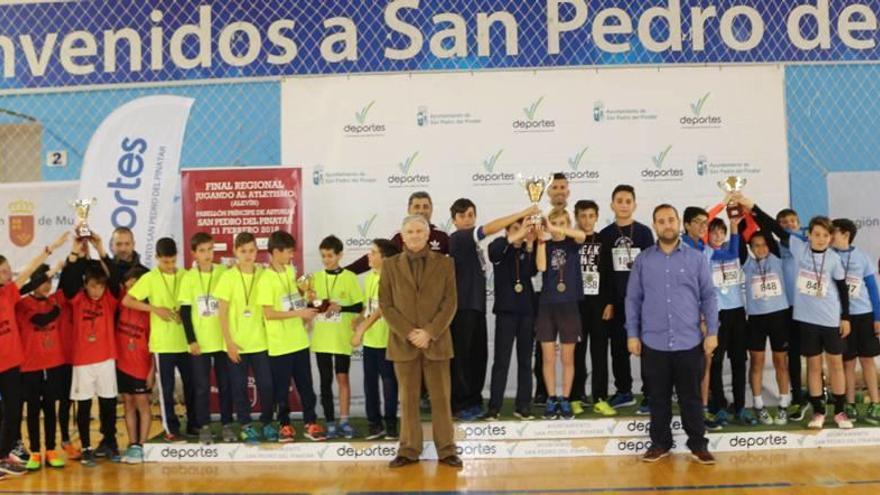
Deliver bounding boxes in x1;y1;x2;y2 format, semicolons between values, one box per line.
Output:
307;235;364;439
258;231;326;442
123;238;195;442
178;233;233;444
214;233;275;443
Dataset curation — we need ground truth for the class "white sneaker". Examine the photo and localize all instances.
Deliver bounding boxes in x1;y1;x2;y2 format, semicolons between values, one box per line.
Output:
834;412;854;429
807;413;826;429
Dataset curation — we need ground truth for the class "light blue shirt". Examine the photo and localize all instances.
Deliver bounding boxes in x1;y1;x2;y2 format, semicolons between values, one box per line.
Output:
834;246;878;317
790;236;845;328
743;254;790;316
706;236;744;311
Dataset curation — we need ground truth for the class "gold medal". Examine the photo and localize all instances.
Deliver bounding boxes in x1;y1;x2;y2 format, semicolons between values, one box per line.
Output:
43;336;53;349
557;282;566;293
128;339;136;351
243;309;252;318
87;333;97;343
514;282;524;293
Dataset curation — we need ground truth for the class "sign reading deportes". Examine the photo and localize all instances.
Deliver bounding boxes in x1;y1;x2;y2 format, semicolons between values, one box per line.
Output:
283;65;790;400
78;95;193;263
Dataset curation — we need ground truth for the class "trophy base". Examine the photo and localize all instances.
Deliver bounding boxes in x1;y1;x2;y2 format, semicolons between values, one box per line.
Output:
726;204;743;220
74;226;93;239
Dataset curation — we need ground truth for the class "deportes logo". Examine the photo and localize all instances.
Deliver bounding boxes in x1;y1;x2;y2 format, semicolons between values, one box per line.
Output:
565;146;599;182
513;96;556;132
680;93;723;128
641;146;684;181
313;165;324;186
473;149;514;185
344;100;386;137
346;214;378;249
417;106;428;127
387;151;430;188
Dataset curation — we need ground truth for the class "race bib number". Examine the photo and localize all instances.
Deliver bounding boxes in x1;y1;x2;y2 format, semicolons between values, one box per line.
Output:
846;275;863;298
196;295;219;317
582;271;600;296
612;247;640;272
751;274;782;299
281;293;306;312
713;263;741;288
796;270;828;298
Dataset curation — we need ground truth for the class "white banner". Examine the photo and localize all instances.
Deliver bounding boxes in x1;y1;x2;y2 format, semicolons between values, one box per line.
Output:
145;425;880;462
828;171;880;267
78;95;193;264
0;181;78;270
282;66;790;401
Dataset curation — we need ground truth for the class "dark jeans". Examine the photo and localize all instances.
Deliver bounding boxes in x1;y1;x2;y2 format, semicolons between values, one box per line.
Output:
23;366;65;451
363;346;398;427
77;397;116;450
610;300;649;396
709;308;748;413
0;367;22;458
643;344;708;453
489;313;534;412
270;349;318;425
228;351;273;425
191;351;233;427
450;309;488;413
574;300;609;401
156;352;197;435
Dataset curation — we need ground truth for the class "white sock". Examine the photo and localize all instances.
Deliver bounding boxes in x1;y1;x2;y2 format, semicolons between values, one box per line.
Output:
753;396;764;410
780;394;791;408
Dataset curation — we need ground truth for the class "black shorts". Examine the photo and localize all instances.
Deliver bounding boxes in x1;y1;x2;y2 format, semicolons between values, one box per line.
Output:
799;321;845;357
747;310;790;353
116;369;150;395
536;302;582;344
21;365;67;402
844;313;880;360
315;352;351;375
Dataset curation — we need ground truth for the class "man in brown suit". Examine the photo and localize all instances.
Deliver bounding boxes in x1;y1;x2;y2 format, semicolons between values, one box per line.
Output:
379;214;461;469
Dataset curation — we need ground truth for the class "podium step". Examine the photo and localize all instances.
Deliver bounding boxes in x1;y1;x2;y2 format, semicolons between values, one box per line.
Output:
145;416;880;463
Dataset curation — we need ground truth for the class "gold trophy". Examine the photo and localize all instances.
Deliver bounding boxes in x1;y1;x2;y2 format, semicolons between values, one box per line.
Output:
518;174;553;224
69;197;97;238
717;176;747;219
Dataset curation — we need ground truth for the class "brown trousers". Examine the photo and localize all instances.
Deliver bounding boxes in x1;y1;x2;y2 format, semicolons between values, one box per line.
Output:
394;355;456;459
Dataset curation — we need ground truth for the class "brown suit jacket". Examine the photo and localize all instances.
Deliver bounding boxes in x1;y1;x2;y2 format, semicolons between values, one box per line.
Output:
379;250;457;362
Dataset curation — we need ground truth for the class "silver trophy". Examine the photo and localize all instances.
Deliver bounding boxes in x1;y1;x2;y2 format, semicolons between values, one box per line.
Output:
717;176;747;219
518;174;553;224
69;197;97;238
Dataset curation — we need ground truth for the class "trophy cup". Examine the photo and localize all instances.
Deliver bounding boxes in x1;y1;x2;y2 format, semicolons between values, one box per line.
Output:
69;198;97;238
717;176;747;219
297;274;329;313
518;174;553;224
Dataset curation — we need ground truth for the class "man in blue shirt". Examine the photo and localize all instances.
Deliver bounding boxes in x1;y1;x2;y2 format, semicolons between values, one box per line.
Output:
626;204;719;465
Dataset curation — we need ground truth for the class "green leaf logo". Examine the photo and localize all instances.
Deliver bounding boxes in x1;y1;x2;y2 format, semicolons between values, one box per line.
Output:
398;151;419;175
652;145;673;169
355;100;376;124
523;97;544;121
357;214;378;238
568;146;589;171
483;149;504;173
690;93;711;116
